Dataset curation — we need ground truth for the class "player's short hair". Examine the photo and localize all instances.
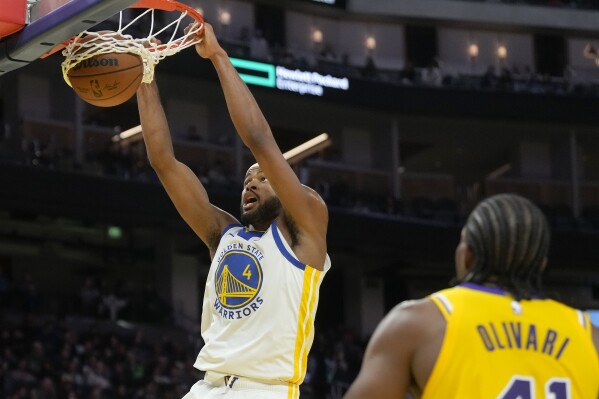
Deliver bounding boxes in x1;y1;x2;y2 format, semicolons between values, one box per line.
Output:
461;193;550;299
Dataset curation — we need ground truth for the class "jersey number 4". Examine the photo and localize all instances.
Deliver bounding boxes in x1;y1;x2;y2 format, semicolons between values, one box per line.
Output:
498;376;571;399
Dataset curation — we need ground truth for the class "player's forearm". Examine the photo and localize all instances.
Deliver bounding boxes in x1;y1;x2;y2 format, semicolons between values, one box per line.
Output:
210;51;272;149
137;82;176;170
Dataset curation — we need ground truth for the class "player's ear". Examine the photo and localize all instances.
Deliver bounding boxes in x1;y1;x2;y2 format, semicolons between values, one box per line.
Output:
463;244;476;273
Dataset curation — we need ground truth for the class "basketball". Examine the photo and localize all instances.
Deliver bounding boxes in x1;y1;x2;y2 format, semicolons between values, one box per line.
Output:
67;52;143;107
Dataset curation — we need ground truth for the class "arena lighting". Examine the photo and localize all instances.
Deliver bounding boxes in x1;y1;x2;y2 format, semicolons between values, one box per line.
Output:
497;45;507;60
312;29;323;44
250;133;331;168
114;125;329;165
366;36;376;51
107;226;123;239
282;133;331;165
486;163;511;180
112;124;142;142
468;43;479;59
219;10;231;26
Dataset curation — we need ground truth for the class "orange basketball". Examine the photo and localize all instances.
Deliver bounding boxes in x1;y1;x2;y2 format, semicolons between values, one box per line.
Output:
67;52;143;107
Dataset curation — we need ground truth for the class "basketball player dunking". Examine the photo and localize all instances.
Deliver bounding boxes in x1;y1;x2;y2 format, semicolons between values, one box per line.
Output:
343;194;599;399
136;23;330;399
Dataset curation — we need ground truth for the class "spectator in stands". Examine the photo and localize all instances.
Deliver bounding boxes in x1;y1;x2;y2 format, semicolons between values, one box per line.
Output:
249;29;270;61
0;268;10;307
481;65;498;89
99;286;128;322
206;159;229;188
340;52;351;74
319;43;337;63
16;273;38;313
84;359;111;390
38;376;57;399
272;43;296;67
522;65;538;90
362;56;378;79
498;66;514;90
79;277;100;317
399;61;417;84
184;125;203;142
423;59;443;87
238;26;250;46
7;359;37;392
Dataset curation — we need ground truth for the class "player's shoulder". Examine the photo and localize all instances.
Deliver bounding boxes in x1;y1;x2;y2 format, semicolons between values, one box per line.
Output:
372;298;443;349
395;298;430;312
386;298;441;330
397;297;441;315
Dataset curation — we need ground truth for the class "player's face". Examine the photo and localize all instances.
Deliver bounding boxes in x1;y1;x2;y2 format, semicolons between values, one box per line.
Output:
240;166;282;227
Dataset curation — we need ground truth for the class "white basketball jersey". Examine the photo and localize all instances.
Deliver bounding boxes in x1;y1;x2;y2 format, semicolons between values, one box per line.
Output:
194;221;330;387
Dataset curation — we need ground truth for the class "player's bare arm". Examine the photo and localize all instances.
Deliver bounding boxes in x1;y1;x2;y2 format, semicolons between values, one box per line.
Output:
137;81;237;257
343;299;445;399
193;23;328;270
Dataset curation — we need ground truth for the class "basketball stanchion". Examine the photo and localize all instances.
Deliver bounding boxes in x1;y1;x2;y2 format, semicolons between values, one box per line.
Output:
60;0;204;107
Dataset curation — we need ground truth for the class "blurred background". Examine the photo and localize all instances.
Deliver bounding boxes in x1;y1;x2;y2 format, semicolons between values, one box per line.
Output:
1;0;599;398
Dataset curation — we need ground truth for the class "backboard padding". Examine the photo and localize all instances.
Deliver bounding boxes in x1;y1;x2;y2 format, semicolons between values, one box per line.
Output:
0;0;138;75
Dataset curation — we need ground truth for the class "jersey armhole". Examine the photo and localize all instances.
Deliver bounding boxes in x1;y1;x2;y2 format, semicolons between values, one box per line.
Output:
429;293;453;321
272;220;307;271
578;310;593;335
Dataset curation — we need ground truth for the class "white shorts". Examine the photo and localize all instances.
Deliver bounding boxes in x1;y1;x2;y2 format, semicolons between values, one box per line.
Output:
182;372;300;399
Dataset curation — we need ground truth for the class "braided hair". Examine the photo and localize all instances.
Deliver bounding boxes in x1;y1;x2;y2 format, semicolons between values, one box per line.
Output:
460;193;550;300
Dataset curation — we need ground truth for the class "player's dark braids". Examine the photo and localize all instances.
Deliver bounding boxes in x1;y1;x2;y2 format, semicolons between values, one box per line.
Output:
462;193;550;300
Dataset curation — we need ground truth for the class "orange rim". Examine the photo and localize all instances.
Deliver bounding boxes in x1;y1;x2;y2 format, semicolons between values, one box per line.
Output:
129;0;204;25
42;0;204;59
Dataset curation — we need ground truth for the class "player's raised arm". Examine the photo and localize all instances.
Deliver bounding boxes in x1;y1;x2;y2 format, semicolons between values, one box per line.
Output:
191;23;328;269
137;80;237;257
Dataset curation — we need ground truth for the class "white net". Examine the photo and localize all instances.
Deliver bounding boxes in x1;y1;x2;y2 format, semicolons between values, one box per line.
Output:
61;6;203;87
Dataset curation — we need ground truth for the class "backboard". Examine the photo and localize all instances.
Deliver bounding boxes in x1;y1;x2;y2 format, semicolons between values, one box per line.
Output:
0;0;138;76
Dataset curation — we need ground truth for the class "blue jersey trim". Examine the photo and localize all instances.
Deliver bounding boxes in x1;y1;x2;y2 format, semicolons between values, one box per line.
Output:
272;221;306;271
237;228;266;240
460;282;543;299
221;223;242;237
460;282;507;296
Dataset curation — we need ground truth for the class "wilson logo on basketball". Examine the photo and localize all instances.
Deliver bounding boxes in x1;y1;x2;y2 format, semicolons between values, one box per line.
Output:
67;52;143;107
72;58;120;71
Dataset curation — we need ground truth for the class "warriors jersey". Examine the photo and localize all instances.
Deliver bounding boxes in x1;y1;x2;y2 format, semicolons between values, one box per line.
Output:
425;283;599;399
194;221;330;388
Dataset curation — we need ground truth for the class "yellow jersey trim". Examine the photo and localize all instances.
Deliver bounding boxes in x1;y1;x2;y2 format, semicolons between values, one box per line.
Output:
290;266;321;387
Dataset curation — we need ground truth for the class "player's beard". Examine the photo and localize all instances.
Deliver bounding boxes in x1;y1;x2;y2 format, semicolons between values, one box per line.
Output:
240;196;283;227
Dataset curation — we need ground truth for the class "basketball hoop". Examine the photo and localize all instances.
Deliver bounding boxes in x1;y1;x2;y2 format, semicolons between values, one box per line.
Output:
61;0;204;87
